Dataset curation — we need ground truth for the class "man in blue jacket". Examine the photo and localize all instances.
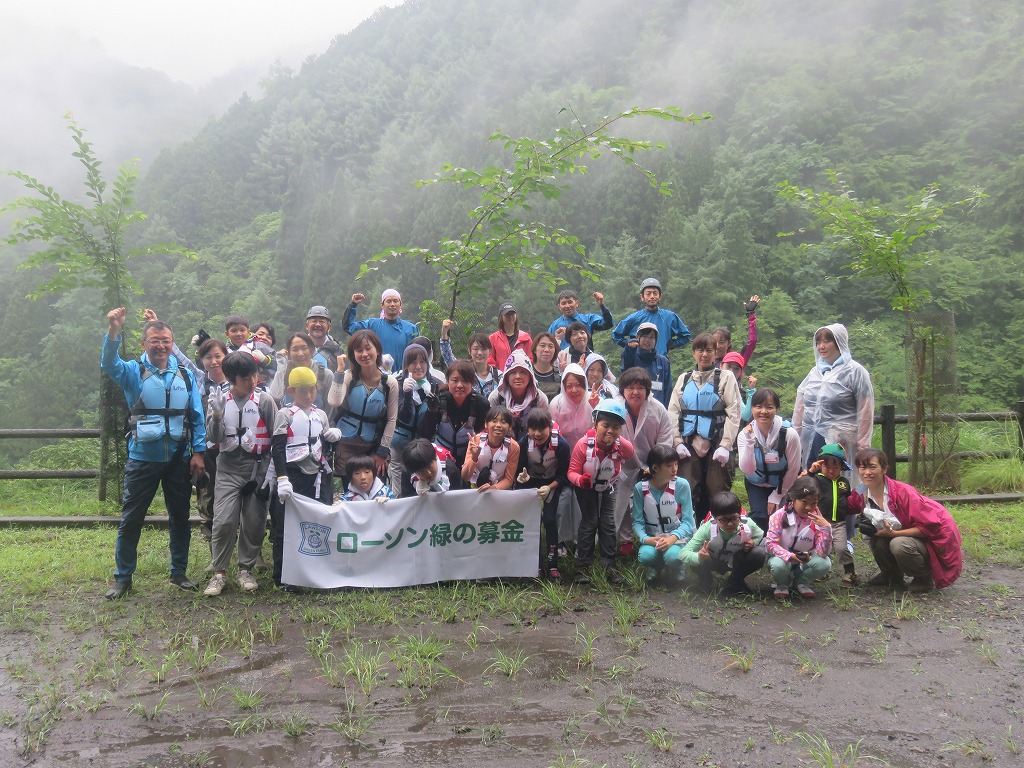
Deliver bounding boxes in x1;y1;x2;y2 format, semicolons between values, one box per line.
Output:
344;289;419;372
101;307;207;600
612;278;691;358
548;290;614;351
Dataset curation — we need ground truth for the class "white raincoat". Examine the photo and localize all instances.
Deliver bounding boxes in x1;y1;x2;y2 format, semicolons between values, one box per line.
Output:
791;323;874;470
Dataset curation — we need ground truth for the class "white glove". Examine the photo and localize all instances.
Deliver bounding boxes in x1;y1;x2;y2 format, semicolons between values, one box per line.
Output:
275;349;289;367
403;376;417;393
277;476;293;500
208;388;226;416
415;479;431;496
375;495;389;505
712;447;731;466
516;468;530;485
537;485;551;502
321;427;342;443
250;349;267;364
191;334;201;346
420;380;431;397
675;443;690;460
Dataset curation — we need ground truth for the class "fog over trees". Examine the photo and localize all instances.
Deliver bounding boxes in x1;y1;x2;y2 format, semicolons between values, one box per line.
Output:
2;0;1021;456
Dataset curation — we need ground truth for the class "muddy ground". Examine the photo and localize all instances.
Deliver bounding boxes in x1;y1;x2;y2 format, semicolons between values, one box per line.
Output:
1;557;1021;768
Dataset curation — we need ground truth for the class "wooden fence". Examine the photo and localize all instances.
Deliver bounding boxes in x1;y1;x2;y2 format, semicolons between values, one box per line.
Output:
3;403;1024;505
876;401;1024;475
0;429;106;499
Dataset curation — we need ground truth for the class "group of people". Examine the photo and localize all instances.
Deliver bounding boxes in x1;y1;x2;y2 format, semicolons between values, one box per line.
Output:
100;278;962;600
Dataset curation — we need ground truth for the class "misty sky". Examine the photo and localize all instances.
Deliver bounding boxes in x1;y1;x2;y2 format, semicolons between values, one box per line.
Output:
3;0;404;85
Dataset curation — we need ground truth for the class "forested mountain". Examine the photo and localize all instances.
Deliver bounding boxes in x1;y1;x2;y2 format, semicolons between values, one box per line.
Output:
2;0;1021;449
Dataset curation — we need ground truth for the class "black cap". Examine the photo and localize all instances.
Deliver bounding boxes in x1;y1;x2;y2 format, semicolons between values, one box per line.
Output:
498;303;517;316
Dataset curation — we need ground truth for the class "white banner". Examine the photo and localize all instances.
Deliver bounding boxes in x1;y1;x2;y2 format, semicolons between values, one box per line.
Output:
283;489;541;588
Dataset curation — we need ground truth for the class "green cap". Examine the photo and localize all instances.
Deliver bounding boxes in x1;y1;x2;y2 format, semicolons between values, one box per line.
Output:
817;443;851;470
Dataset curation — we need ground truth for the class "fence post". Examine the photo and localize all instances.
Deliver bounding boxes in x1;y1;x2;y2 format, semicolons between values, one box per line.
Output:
881;405;897;479
1016;400;1024;453
98;435;108;503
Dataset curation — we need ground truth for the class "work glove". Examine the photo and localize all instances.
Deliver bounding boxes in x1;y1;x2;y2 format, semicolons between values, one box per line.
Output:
712;447;731;466
403;376;417;393
191;329;210;348
208;388;227;416
516;468;530;485
577;473;593;490
675;443;690;460
250;349;268;364
321;428;342;443
420;380;432;397
375;495;389;505
275;349;289;367
537;485;551;502
744;298;760;314
277;476;293;501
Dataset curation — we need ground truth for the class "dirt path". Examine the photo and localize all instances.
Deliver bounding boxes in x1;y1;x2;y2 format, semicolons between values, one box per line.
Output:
1;561;1021;767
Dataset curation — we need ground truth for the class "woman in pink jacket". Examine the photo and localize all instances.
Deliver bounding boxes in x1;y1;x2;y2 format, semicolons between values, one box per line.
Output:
849;448;962;591
488;303;533;372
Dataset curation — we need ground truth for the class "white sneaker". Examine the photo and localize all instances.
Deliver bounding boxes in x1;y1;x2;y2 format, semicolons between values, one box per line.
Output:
237;569;259;592
204;573;227;596
795;583;816;599
773;586;790;599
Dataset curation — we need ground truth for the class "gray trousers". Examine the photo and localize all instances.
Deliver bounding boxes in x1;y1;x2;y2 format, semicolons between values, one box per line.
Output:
210;453;269;572
870;536;930;580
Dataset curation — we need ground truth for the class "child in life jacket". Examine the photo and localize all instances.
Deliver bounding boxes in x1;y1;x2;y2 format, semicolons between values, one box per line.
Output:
804;443;858;586
765;476;833;600
548;363;593;557
515;408;570;579
402;438;452;496
462;406;521;491
270;365;340;591
205;352;278;597
224;313;276;387
680;491;766;595
631;444;695;583
342;454;395;502
568;399;635;583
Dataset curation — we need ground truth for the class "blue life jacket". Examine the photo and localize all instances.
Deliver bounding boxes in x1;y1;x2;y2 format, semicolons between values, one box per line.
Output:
678;369;726;441
129;365;193;451
335;375;390;443
743;427;789;491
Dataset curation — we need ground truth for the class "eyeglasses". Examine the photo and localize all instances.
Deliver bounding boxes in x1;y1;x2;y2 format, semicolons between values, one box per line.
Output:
715;514;741;524
146;339;173;347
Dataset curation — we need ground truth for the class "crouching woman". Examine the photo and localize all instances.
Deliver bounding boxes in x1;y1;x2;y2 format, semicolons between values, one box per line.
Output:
849;448;963;592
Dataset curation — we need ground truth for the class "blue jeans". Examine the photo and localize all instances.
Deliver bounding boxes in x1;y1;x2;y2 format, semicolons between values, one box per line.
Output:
114;457;193;582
